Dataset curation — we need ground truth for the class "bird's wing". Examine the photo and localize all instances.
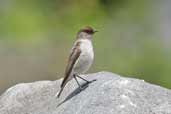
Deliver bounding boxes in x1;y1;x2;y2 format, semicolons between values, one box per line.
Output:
60;41;81;88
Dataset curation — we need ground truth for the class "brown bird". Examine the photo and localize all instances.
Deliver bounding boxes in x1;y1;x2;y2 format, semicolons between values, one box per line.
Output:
56;26;97;98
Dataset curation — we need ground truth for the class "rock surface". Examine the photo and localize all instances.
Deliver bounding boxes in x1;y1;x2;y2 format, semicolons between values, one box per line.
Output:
0;71;171;114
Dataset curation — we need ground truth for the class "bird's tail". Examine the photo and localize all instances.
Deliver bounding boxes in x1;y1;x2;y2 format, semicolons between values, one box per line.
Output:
56;75;71;98
56;86;64;98
56;81;68;98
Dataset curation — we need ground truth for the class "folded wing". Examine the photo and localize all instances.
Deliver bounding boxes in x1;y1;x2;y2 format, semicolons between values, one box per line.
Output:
61;41;81;88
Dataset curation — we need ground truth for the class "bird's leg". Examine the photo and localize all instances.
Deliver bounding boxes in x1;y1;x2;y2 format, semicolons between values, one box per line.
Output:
75;74;91;84
73;74;83;90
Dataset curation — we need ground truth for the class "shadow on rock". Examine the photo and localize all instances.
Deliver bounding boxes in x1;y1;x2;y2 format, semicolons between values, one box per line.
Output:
57;79;96;107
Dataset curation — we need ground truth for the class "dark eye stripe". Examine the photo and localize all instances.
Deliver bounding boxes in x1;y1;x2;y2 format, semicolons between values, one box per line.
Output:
83;29;94;34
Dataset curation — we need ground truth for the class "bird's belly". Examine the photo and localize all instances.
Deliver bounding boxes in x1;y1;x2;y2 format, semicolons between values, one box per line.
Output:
73;51;94;74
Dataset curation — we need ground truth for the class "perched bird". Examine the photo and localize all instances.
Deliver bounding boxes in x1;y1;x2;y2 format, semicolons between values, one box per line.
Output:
56;26;97;98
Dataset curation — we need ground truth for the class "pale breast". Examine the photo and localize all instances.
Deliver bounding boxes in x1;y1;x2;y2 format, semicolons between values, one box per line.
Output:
80;39;94;60
73;39;94;74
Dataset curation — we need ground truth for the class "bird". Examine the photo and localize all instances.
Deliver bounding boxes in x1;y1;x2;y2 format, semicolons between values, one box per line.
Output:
56;26;97;98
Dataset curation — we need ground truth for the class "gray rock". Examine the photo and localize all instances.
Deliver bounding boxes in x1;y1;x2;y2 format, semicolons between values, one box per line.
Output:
0;71;171;114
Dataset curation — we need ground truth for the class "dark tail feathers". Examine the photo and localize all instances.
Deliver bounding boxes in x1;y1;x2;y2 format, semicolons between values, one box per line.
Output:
56;87;64;98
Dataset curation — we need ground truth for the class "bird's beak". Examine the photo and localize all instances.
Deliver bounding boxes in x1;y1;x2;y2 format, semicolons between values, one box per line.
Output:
94;30;98;33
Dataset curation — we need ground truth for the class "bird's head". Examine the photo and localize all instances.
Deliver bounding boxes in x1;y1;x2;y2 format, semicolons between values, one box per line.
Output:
77;26;98;40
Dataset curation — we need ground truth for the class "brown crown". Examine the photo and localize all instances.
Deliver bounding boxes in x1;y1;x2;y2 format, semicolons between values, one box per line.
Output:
79;26;96;34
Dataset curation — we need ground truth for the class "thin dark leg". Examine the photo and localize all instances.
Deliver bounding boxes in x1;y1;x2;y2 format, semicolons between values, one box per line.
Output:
73;75;83;90
76;74;91;83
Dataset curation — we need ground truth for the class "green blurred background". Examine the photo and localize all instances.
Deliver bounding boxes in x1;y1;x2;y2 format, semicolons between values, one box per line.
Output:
0;0;171;94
